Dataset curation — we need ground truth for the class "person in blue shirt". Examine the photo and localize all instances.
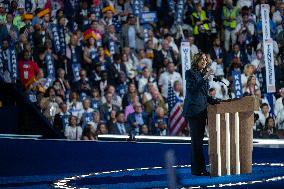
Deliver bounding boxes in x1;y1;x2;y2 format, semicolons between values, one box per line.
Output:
127;102;148;135
256;15;277;41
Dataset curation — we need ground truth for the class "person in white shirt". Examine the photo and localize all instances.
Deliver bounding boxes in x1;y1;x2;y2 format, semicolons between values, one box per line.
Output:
137;49;152;70
78;98;94;122
244;75;259;95
255;0;267;21
210;75;230;100
188;35;199;57
251;49;264;69
158;62;182;99
141;82;159;104
208;60;217;80
122;52;136;80
235;13;255;45
164;34;179;54
122;47;139;67
257;39;279;56
138;67;157;93
256;103;272;128
275;88;284;116
64;115;82;140
67;91;83;118
276;98;284;130
173;80;184;101
241;64;260;93
101;85;122;107
148;30;159;50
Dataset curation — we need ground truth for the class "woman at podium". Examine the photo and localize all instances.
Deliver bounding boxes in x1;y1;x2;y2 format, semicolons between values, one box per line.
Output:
183;53;218;176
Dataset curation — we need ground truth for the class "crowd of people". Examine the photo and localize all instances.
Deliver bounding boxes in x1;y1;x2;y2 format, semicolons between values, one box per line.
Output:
0;0;284;140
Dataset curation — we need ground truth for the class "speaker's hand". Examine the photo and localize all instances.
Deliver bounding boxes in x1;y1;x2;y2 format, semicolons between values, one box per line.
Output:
203;69;214;80
207;96;221;105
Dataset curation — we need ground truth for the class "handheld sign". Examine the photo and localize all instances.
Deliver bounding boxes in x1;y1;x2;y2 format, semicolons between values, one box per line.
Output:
140;12;157;24
181;42;191;97
232;70;243;98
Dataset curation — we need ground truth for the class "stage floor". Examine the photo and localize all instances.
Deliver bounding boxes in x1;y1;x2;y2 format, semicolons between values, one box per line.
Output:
2;163;284;189
53;163;284;189
1;137;284;189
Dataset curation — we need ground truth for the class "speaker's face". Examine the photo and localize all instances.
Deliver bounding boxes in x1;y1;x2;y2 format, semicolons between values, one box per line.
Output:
197;54;208;70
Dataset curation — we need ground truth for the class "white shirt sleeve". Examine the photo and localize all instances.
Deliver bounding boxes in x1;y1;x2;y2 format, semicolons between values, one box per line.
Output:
158;73;165;87
190;45;199;56
273;40;279;55
76;127;83;140
258;113;266;126
255;5;261;19
138;78;146;93
274;98;283;116
234;24;242;35
64;126;71;139
170;42;179;54
177;73;182;84
241;74;247;90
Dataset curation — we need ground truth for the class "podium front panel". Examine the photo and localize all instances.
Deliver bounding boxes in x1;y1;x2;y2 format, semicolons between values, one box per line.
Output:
208;97;257;176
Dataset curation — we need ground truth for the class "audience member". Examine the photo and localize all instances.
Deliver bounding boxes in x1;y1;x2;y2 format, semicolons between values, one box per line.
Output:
263;116;279;139
64;115;82;140
97;122;109;135
110;111;130;135
158;62;182;99
81;123;97;140
127;102;148;135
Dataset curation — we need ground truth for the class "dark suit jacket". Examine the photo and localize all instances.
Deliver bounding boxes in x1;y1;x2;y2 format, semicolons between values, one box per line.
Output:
153;49;177;71
110;122;131;135
113;62;127;76
154;129;169;136
53;113;71;134
183;69;209;119
225;50;248;68
209;47;226;62
121;23;144;49
100;103;121;121
90;56;117;85
64;45;83;81
127;112;149;129
73;78;92;96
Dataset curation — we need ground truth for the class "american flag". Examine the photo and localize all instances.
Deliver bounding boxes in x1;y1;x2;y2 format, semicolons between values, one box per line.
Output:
168;82;187;136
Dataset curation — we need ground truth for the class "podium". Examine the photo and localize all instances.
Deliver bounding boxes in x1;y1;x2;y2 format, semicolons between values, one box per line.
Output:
208;96;259;176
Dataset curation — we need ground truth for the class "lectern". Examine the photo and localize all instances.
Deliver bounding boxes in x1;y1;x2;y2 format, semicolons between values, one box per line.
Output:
208;96;259;177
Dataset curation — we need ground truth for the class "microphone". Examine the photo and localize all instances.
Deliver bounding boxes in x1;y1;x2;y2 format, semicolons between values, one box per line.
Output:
213;77;227;86
213;77;221;82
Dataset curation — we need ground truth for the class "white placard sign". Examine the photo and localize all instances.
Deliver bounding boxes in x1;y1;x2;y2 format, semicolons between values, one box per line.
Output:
181;42;191;96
